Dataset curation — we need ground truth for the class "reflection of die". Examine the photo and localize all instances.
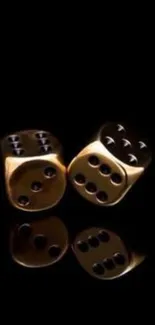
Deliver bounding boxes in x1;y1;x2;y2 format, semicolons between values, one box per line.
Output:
68;122;152;206
10;217;68;268
72;227;145;280
1;130;66;211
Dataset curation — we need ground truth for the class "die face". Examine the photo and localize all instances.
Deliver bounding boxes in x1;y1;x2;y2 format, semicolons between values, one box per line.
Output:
1;130;66;211
2;130;61;158
10;217;68;268
68;144;127;206
99;122;151;168
9;159;66;211
72;228;130;280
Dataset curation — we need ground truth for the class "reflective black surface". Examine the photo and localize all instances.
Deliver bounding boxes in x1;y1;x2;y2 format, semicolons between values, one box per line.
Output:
1;109;155;291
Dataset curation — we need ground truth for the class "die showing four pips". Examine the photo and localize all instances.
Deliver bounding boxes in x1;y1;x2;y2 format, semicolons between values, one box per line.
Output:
10;217;69;268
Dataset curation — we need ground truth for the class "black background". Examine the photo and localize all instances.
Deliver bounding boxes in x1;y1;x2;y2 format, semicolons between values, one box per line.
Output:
0;7;154;313
1;98;155;293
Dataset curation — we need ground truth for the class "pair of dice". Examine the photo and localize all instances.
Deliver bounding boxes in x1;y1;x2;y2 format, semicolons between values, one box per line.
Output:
10;216;144;280
1;123;151;211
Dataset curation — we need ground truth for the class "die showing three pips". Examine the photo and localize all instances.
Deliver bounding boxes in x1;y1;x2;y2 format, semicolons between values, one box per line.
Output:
1;130;66;211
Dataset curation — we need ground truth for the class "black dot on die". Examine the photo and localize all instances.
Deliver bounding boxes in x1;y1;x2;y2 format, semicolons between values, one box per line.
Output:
77;240;89;253
98;230;110;242
139;141;147;150
18;223;32;238
88;236;100;248
40;145;52;154
11;142;22;149
48;245;61;258
96;191;108;202
35;131;47;139
74;174;86;185
100;164;111;175
18;195;30;206
31;181;42;192
122;138;131;148
34;235;47;249
44;166;56;178
38;138;50;146
117;124;126;132
103;258;115;270
8;135;20;142
13;148;25;156
111;173;122;184
88;155;100;166
85;182;97;193
128;154;138;165
113;253;126;265
92;263;105;275
104;136;115;146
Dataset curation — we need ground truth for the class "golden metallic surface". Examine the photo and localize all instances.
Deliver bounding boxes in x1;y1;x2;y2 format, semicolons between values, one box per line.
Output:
72;227;145;280
68;141;127;206
68;122;152;206
10;217;69;268
1;130;66;211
